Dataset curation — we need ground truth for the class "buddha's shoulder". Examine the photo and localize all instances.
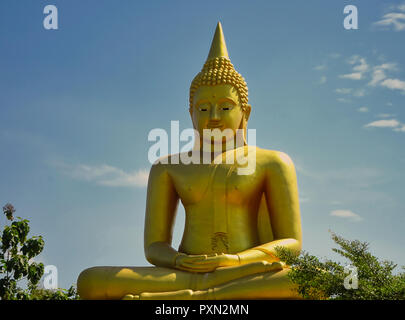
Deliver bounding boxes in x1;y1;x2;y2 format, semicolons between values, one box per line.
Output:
148;153;191;176
149;154;176;171
254;147;296;170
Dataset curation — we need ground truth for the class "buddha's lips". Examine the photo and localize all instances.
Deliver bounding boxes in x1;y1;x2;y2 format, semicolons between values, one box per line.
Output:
206;124;224;129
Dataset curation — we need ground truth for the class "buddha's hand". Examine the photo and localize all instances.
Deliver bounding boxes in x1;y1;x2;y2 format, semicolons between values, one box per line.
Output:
174;253;239;273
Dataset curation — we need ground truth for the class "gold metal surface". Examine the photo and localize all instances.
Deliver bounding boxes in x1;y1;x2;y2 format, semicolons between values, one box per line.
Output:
77;22;302;300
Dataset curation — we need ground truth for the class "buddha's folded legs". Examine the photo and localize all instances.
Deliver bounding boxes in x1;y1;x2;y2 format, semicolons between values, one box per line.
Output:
208;268;300;300
126;267;299;300
77;266;189;300
77;261;296;300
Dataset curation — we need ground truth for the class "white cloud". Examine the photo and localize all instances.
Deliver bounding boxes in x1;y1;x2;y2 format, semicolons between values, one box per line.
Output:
358;107;369;112
353;58;369;73
364;118;405;133
55;162;149;187
330;210;363;222
337;97;352;103
380;63;397;71
336;87;366;98
314;64;326;71
368;63;397;86
335;88;352;94
394;125;405;132
339;72;363;80
366;63;405;93
339;56;369;80
374;12;405;31
324;52;405;99
377;113;395;118
368;68;387;86
380;78;405;93
364;119;400;128
374;3;405;30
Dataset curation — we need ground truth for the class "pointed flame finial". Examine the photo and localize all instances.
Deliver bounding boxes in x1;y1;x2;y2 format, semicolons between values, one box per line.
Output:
207;22;229;61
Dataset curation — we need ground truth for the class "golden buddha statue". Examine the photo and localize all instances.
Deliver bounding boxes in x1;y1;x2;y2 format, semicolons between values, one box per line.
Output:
77;22;302;300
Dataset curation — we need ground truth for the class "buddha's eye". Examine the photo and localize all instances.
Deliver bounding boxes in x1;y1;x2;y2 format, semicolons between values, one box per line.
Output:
220;104;233;111
197;103;210;112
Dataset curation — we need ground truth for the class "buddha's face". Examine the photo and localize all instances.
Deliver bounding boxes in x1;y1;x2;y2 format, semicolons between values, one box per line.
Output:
190;84;250;144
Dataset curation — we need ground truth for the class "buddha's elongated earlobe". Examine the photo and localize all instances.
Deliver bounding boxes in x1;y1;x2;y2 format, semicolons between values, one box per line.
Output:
242;105;252;145
238;112;248;146
244;104;251;122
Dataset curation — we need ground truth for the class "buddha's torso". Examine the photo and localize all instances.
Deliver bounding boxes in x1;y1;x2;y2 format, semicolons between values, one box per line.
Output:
165;147;271;255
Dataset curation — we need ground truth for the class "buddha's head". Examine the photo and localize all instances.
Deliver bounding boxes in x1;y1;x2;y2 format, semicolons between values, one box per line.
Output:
189;23;251;145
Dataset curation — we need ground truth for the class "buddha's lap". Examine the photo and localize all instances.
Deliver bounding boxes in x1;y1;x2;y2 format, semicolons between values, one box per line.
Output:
77;261;292;299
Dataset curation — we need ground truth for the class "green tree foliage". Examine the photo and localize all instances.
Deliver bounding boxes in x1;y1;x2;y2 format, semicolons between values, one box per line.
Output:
275;232;405;300
28;285;79;300
0;203;78;300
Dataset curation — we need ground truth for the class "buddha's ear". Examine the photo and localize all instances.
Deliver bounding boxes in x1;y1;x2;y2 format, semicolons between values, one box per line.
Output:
189;107;196;128
244;105;251;121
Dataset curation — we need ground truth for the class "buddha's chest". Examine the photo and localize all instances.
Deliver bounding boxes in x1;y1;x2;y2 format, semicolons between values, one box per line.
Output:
170;163;264;207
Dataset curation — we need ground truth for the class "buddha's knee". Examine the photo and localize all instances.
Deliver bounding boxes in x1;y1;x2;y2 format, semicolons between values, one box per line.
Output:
77;266;111;300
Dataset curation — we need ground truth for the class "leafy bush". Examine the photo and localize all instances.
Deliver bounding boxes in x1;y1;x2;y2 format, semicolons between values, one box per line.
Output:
0;203;79;300
275;232;405;300
28;285;79;300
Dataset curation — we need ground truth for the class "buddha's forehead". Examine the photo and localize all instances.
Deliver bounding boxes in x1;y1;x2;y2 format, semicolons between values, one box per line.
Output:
194;84;239;102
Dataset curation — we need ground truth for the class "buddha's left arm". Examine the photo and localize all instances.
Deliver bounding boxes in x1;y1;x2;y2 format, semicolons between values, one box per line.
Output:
237;151;302;265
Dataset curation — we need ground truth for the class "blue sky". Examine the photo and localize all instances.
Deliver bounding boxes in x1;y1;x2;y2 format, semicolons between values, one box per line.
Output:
1;0;404;289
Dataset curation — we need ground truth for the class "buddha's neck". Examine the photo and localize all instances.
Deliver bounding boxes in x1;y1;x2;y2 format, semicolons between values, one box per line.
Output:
193;137;247;154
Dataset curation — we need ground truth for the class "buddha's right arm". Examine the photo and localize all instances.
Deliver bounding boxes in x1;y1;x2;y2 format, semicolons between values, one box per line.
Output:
143;163;182;268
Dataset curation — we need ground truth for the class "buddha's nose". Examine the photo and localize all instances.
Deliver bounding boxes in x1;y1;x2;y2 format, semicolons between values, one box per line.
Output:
210;105;220;121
